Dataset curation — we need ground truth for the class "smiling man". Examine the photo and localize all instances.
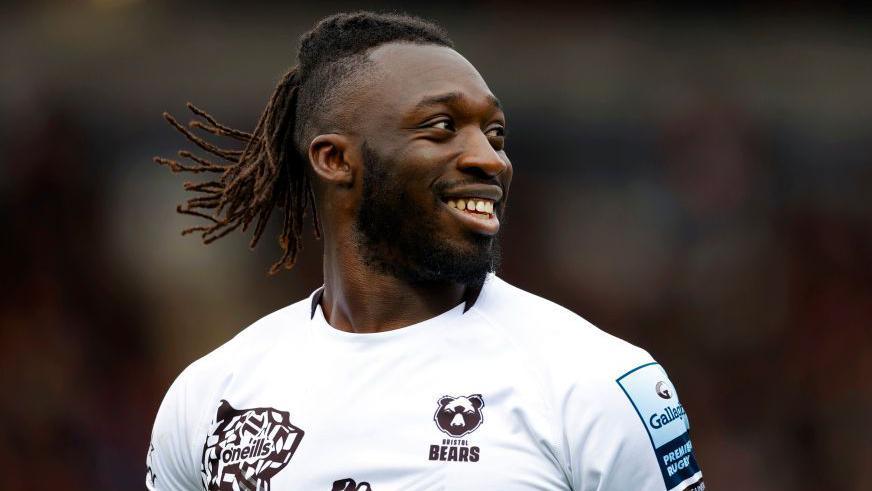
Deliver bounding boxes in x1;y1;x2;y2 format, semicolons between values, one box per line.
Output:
148;12;703;491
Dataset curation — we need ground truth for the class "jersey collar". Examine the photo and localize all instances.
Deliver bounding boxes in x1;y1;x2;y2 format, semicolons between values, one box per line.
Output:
309;283;483;320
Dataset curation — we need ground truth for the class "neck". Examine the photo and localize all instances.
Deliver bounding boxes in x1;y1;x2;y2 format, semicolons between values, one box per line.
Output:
319;231;468;334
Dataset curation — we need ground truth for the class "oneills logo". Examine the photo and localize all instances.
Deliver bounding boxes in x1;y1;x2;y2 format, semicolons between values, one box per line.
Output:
201;400;304;491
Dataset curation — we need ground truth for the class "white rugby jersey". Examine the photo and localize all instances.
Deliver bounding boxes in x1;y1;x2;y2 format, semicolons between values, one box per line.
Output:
147;275;704;490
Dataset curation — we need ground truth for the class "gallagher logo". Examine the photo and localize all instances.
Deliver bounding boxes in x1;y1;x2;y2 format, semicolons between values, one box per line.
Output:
649;404;686;430
655;381;672;399
201;400;304;491
428;394;484;463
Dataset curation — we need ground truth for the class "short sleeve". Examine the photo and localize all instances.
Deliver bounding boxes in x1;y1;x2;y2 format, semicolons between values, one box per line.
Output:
566;361;704;491
146;372;200;490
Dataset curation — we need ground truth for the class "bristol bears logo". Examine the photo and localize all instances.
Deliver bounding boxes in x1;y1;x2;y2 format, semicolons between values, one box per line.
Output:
201;400;304;491
429;394;484;462
434;394;484;437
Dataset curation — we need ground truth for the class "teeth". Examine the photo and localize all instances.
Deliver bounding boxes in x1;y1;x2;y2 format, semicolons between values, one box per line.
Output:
446;198;495;215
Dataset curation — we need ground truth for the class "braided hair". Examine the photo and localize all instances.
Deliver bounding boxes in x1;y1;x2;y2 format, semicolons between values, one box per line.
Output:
155;12;453;274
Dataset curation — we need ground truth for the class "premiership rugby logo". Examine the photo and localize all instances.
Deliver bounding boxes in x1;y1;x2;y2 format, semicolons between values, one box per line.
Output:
201;400;304;491
617;363;703;489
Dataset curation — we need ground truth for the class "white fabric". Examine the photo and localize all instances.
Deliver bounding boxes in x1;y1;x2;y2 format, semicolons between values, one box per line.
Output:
147;275;703;490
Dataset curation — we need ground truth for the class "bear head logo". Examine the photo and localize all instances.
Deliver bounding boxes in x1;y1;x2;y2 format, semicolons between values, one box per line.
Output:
201;400;304;491
434;394;485;437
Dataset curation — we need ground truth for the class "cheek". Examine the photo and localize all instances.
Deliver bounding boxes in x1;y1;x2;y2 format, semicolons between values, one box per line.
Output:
392;150;449;205
399;141;457;177
406;142;451;166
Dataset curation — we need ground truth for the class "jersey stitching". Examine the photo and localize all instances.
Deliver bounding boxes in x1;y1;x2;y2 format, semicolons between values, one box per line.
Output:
466;306;570;484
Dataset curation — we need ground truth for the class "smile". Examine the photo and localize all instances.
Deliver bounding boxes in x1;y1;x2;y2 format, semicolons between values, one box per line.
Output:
441;197;500;236
445;198;494;217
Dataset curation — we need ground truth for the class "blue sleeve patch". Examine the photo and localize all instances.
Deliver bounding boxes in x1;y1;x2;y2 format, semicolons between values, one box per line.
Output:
616;362;703;490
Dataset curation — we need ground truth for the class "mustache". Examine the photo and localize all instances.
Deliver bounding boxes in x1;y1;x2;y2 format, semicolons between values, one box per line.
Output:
432;178;504;195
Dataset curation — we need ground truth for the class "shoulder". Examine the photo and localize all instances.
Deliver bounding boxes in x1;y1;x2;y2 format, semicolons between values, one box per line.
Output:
176;294;314;389
146;295;315;489
473;276;704;490
155;293;315;431
472;275;653;380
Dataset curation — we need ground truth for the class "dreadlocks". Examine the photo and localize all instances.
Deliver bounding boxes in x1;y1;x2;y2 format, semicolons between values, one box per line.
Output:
155;11;453;274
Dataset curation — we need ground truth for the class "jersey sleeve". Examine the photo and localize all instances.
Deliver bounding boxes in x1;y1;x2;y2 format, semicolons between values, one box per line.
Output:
146;370;201;491
565;361;704;491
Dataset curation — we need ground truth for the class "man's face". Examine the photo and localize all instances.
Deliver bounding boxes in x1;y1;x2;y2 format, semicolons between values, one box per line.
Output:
351;42;512;286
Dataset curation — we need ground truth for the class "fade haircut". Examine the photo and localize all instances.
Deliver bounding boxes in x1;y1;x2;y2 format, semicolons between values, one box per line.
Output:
155;12;453;274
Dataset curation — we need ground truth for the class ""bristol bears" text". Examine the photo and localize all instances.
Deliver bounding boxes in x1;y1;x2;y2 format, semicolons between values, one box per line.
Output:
428;444;480;462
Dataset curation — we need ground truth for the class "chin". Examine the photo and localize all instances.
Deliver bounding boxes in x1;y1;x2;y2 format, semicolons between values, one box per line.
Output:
358;229;498;287
408;234;499;287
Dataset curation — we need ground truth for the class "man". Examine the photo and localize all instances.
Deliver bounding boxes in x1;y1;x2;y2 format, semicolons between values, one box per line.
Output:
149;11;704;491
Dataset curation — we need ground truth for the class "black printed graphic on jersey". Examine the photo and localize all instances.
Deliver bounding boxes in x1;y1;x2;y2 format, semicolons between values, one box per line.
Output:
332;478;373;490
434;394;484;437
201;400;304;491
146;442;157;487
428;394;484;463
684;478;706;491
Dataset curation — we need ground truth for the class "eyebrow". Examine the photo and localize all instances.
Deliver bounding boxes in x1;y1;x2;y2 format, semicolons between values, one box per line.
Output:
413;91;502;111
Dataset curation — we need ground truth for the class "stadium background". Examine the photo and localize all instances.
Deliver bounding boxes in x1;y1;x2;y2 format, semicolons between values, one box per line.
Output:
1;1;870;489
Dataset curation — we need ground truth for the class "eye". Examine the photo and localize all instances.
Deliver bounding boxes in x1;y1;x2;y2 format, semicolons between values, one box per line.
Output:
427;118;455;131
486;124;506;151
485;125;505;138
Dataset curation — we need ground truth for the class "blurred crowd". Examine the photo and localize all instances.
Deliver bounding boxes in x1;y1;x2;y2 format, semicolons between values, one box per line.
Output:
1;2;870;490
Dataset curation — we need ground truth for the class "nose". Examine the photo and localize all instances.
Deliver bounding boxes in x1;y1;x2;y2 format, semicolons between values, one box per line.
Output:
450;413;466;427
456;130;508;177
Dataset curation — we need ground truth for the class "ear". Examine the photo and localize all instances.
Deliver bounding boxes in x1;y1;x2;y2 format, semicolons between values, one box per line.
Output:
469;394;484;409
439;396;455;408
308;133;358;187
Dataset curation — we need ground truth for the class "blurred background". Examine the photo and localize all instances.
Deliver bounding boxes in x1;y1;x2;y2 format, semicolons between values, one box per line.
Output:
1;1;871;489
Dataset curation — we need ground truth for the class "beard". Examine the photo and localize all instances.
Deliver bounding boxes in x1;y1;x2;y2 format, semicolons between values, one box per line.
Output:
353;142;501;288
